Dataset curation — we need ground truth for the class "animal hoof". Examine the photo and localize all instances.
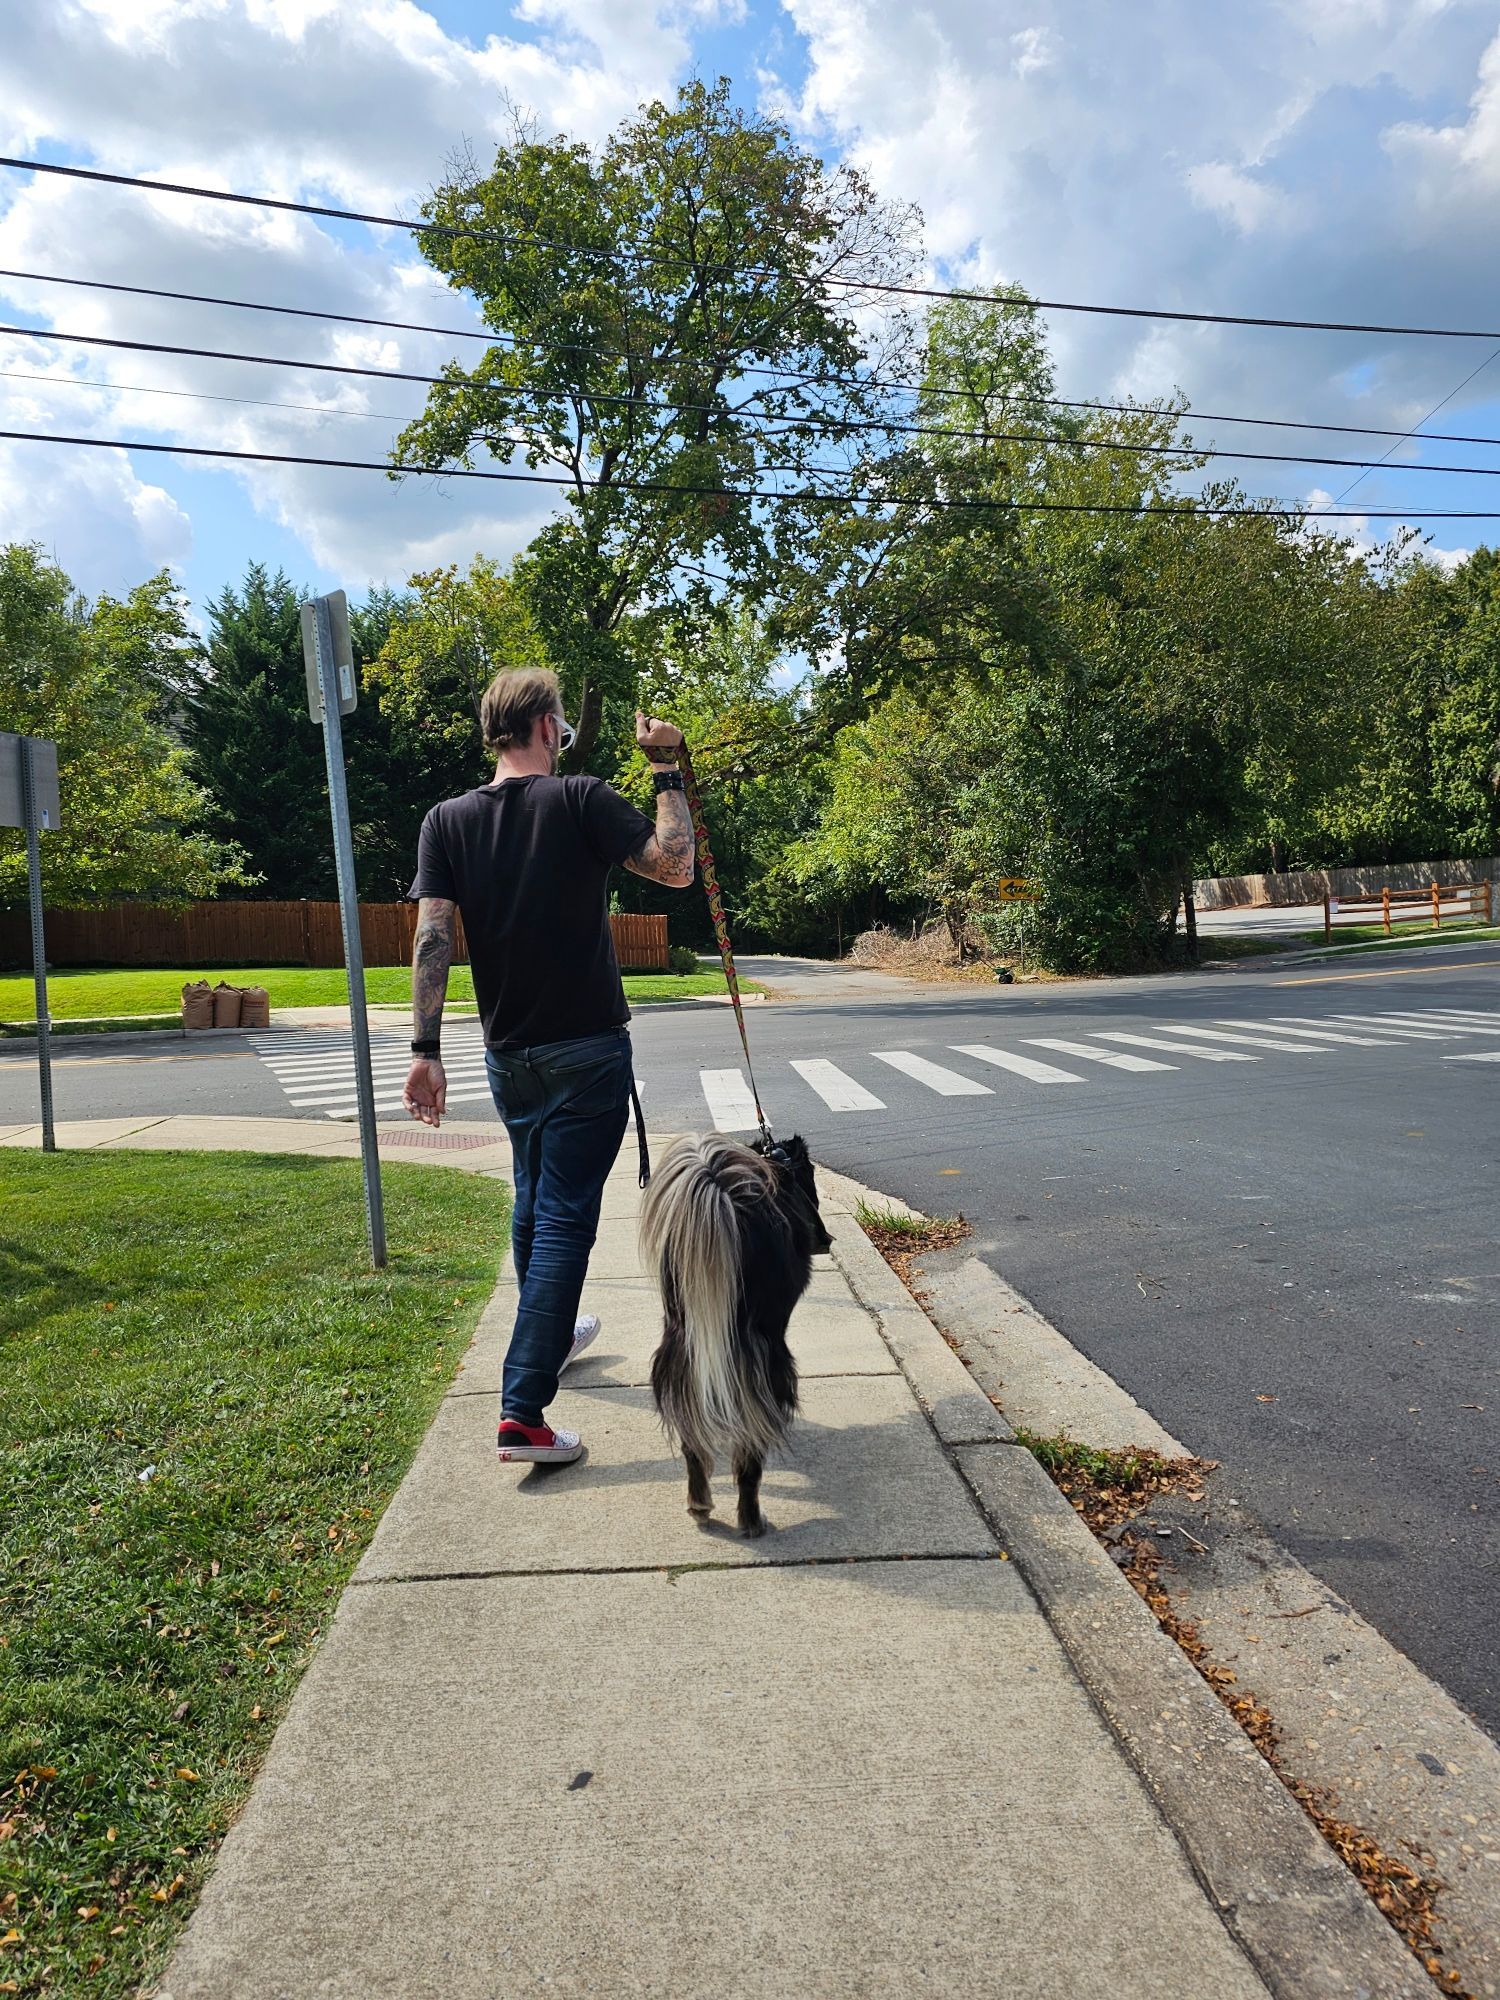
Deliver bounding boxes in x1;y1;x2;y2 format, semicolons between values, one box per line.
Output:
739;1519;767;1539
687;1502;712;1519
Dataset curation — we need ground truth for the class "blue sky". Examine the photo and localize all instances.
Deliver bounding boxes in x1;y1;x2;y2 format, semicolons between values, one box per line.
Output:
3;0;1500;618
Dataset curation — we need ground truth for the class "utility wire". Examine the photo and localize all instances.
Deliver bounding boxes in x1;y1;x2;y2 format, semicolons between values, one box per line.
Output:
1323;344;1500;511
6;264;1500;450
7;155;1500;344
3;426;1497;517
0;364;410;426
6;322;1500;482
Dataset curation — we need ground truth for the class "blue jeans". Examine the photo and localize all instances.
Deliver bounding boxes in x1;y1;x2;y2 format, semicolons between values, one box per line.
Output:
485;1027;632;1427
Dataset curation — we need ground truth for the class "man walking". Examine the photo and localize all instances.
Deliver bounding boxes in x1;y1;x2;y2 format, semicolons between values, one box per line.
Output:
402;667;694;1464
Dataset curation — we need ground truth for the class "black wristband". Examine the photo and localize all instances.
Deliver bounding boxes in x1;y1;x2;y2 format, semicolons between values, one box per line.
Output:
411;1038;441;1057
653;769;685;793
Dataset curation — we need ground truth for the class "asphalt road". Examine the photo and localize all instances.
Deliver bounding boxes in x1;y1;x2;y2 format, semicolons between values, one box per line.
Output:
3;942;1497;1733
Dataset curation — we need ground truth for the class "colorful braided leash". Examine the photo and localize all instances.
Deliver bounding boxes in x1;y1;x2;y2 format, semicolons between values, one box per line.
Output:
675;742;775;1152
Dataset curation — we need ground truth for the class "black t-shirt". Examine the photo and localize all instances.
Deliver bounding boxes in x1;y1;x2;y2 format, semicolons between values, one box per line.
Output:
408;775;655;1050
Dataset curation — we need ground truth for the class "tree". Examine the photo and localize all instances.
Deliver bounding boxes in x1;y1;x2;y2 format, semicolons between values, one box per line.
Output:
0;544;249;912
366;558;550;770
394;78;919;766
181;566;460;903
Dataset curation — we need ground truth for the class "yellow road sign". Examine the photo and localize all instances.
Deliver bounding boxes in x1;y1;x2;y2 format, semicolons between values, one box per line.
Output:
997;877;1039;903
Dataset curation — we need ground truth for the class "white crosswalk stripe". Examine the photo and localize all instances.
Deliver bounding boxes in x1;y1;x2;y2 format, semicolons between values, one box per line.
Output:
1447;1051;1500;1063
950;1044;1085;1084
1154;1023;1330;1055
1327;1014;1458;1039
1426;1008;1500;1023
701;1068;761;1130
250;1028;495;1119
791;1059;886;1110
1263;1018;1403;1046
1364;1011;1500;1035
1024;1037;1176;1073
871;1050;994;1095
1091;1030;1256;1062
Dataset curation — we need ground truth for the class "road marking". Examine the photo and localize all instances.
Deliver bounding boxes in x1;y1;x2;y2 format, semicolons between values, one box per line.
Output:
1426;1008;1500;1022
1327;1014;1458;1040
1023;1037;1176;1073
1446;1051;1500;1063
1092;1031;1257;1062
701;1068;760;1130
790;1059;886;1110
1366;1012;1500;1035
1274;958;1500;985
1256;1019;1403;1047
950;1044;1086;1084
1154;1023;1331;1055
871;1050;993;1096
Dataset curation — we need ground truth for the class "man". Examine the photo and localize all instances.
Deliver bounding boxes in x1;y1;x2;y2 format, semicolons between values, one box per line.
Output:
402;667;694;1465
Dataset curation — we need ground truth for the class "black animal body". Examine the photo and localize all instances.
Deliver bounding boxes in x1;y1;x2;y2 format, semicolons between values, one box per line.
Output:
640;1132;832;1536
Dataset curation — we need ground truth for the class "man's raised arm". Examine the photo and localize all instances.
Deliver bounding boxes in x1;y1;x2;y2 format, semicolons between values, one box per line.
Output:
624;712;695;889
403;895;456;1127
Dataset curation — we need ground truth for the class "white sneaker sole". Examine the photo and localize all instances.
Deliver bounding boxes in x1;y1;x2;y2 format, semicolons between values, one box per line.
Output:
497;1440;584;1464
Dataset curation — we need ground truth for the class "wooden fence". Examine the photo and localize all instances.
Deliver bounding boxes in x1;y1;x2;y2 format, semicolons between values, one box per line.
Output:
0;901;670;972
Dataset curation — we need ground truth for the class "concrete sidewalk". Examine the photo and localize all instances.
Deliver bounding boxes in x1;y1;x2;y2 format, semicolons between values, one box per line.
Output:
149;1144;1282;2000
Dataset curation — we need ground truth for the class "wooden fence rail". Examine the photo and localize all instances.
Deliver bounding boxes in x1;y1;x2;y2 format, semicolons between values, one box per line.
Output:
1322;879;1491;941
0;901;670;972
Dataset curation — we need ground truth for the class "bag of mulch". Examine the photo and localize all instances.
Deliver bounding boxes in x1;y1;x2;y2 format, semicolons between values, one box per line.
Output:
211;980;243;1029
239;985;270;1030
181;980;214;1030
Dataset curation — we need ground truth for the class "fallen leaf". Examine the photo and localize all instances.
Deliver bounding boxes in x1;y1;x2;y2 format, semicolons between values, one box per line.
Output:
1255;1394;1278;1404
77;1905;100;1921
105;1827;116;1842
175;1768;199;1782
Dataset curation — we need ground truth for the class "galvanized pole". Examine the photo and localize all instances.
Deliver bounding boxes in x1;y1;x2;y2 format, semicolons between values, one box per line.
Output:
20;737;55;1153
312;599;387;1268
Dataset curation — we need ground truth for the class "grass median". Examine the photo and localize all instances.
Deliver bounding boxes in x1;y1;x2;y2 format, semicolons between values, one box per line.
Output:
0;961;758;1029
0;1149;509;1998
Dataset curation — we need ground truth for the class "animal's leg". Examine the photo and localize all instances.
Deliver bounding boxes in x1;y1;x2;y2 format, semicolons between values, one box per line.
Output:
684;1449;714;1518
734;1451;766;1538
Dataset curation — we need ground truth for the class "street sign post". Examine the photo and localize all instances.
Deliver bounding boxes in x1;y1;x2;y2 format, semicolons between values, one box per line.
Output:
301;591;386;1268
996;877;1039;976
1;732;61;1151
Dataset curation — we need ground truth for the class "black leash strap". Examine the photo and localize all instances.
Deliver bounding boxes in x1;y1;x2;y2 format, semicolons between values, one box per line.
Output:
631;1074;651;1188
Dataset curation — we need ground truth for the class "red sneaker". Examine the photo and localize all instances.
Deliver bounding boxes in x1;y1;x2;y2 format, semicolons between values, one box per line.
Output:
497;1419;584;1464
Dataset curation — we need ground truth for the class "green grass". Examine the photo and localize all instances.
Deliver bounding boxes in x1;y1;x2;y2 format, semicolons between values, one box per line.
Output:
0;962;756;1024
1297;920;1500;952
0;1149;509;1997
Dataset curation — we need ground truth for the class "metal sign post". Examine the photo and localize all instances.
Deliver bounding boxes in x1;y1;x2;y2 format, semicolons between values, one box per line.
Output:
1;733;60;1151
300;590;386;1269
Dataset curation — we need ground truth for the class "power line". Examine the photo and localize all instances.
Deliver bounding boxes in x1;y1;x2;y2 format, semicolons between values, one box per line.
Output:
7;154;1500;344
6;264;1500;450
0;364;410;426
1325;344;1500;511
3;426;1496;518
7;322;1500;482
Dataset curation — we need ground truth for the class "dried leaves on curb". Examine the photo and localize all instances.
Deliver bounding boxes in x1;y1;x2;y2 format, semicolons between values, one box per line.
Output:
857;1207;970;1289
1017;1433;1468;1998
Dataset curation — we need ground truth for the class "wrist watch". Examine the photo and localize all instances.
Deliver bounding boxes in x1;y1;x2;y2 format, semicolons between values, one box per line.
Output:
411;1038;441;1057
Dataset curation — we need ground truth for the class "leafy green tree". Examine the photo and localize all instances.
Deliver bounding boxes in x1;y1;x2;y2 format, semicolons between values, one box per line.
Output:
366;558;550;771
394;77;918;766
181;566;461;903
0;544;249;912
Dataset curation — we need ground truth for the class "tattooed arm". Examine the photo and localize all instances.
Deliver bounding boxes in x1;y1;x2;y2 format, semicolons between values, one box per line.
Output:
624;711;695;889
402;896;455;1127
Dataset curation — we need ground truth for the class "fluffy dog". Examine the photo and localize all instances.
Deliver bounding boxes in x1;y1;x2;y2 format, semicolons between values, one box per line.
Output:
640;1132;832;1536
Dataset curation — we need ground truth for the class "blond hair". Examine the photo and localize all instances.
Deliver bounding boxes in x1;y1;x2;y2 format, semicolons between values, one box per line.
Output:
479;667;561;753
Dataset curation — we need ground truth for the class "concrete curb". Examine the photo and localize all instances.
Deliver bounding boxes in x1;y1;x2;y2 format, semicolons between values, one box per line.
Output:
817;1161;1429;2000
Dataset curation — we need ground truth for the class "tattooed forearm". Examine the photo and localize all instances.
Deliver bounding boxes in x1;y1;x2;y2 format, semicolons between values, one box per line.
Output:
412;897;455;1042
625;791;695;887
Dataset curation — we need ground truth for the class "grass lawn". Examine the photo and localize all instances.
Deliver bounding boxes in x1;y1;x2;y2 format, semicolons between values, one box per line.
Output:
0;1150;508;1998
0;962;755;1024
1297;921;1500;952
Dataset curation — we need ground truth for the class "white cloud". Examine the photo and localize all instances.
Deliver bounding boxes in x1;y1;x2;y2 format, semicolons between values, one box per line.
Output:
1010;26;1054;78
0;0;736;599
765;0;1500;518
1184;161;1292;236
